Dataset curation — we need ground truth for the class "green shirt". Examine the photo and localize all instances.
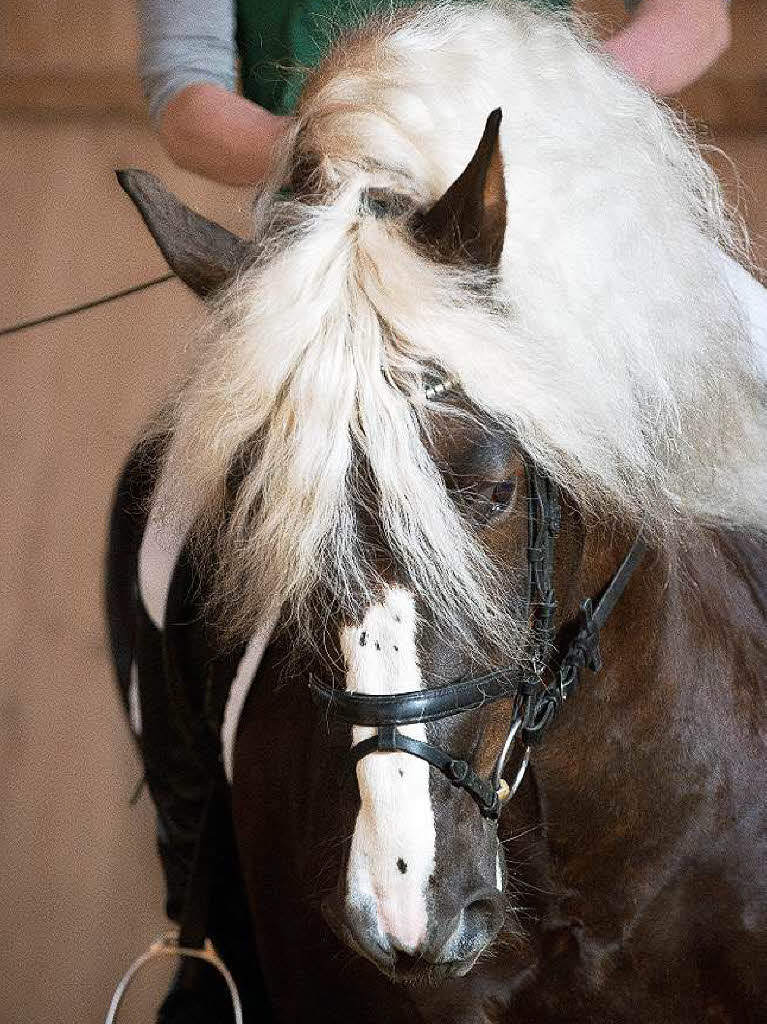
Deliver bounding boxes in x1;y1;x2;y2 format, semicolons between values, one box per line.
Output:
237;0;572;114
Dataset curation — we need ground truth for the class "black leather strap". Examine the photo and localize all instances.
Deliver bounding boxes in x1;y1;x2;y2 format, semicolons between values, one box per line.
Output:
178;783;220;950
592;533;647;630
346;727;501;819
309;668;520;726
522;532;647;745
526;465;560;657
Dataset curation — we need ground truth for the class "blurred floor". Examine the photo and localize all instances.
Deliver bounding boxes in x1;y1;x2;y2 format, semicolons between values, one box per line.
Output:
1;31;766;1024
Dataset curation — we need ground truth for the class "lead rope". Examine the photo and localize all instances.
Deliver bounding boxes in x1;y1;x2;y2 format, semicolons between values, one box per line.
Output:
104;930;243;1024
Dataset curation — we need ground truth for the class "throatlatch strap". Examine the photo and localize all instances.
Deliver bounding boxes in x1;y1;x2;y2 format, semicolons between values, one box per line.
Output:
522;532;647;746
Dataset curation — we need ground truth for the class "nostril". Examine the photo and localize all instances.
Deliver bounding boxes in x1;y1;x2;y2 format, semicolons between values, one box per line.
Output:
462;890;505;942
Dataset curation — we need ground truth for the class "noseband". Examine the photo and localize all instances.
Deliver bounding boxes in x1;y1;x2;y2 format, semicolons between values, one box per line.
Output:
310;407;646;820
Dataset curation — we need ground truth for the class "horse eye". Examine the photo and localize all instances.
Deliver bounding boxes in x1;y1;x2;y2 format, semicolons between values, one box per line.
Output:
488;480;516;515
471;479;516;526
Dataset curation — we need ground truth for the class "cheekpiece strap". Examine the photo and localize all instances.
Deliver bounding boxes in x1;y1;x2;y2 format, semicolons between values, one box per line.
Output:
521;532;647;746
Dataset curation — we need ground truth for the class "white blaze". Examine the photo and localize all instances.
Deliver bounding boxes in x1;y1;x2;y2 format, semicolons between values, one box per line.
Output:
343;589;436;953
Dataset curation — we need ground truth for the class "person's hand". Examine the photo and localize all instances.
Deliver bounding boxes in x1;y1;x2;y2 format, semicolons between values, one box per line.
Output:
602;0;731;95
159;82;293;186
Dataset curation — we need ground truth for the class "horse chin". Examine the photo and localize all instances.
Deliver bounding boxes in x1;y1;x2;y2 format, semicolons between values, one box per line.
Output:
393;951;485;986
321;895;398;977
386;956;482;988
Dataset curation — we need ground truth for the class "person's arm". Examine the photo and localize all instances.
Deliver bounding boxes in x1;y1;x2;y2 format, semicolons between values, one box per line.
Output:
138;0;289;185
159;84;289;186
139;0;732;187
604;0;732;96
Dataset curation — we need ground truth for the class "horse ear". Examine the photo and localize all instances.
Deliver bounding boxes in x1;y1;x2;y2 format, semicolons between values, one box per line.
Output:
116;169;255;299
415;108;506;267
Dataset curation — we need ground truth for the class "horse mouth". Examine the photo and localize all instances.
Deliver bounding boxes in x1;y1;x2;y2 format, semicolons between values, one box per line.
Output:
320;896;483;985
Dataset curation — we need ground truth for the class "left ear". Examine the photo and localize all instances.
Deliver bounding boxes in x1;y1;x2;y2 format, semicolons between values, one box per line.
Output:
116;169;256;300
415;108;506;267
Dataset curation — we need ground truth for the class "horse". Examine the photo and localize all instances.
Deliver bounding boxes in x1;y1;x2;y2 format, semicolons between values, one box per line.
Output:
106;4;767;1022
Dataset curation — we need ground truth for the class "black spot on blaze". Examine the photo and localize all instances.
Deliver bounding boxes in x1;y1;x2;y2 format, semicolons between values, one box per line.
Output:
359;632;367;647
374;641;380;650
397;858;408;874
398;768;404;778
394;615;401;622
393;645;398;651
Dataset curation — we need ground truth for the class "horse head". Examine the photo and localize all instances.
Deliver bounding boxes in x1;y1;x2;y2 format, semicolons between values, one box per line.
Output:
117;112;566;978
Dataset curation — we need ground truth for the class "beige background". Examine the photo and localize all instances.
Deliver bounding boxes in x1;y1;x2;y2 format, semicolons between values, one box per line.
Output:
1;2;765;1022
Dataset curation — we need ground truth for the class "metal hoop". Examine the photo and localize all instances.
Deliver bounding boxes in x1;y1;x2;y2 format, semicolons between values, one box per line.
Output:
507;745;531;800
104;930;243;1024
494;720;530;805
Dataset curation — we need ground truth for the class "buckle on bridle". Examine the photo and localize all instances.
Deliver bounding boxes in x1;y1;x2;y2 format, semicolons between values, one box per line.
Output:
448;759;469;783
575;598;602;673
521;692;559;746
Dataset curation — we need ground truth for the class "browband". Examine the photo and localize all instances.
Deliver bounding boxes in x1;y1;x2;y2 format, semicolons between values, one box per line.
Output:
309;668;520;727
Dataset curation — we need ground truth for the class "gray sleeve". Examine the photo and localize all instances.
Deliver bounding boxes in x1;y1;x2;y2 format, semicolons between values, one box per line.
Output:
137;0;237;122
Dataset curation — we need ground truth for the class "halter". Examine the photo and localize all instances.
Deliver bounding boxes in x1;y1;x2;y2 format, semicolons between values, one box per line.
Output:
310;425;646;820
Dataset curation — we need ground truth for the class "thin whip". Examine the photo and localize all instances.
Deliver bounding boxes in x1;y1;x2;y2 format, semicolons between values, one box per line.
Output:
0;273;175;338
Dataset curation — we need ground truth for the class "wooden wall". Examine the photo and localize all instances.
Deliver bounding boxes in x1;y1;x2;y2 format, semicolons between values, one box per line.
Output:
1;0;141;117
1;3;765;1023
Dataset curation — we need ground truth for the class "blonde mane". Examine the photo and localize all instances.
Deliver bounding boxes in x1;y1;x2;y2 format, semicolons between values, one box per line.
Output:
154;1;767;645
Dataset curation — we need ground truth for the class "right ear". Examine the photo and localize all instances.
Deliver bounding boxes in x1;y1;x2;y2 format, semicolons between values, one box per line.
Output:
414;108;506;268
117;169;256;300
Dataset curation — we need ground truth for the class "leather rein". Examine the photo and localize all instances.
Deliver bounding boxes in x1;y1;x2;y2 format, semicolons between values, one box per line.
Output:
310;414;646;820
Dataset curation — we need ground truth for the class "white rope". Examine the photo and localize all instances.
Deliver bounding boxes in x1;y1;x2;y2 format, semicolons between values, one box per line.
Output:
104;930;243;1024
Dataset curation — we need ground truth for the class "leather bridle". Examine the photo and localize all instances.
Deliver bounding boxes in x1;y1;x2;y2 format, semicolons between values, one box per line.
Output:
310;392;646;821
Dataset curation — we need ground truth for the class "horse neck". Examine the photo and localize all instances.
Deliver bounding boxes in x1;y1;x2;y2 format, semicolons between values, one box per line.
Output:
522;518;765;938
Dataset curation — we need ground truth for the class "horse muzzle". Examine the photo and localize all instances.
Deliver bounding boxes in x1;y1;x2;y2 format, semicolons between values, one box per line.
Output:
322;884;505;981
